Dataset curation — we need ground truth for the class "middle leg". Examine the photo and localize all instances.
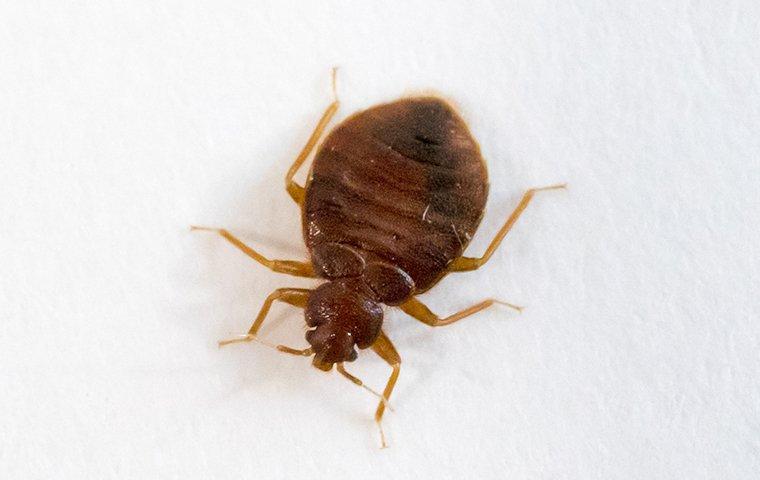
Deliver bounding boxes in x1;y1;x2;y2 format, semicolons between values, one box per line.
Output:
192;226;316;278
399;296;522;327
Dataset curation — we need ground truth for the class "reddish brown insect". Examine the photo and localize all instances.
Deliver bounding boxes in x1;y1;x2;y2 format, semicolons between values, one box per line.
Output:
193;70;563;447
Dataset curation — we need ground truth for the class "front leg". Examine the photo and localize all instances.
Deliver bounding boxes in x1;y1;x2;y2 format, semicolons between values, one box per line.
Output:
371;331;401;448
218;288;311;353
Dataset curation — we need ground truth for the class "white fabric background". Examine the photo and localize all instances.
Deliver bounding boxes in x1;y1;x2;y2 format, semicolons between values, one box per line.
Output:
2;1;758;479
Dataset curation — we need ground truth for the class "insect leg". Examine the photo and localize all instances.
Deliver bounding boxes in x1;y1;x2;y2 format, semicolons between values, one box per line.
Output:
285;67;340;205
218;288;311;347
336;363;393;410
371;330;401;448
399;296;522;327
191;226;316;277
448;184;566;272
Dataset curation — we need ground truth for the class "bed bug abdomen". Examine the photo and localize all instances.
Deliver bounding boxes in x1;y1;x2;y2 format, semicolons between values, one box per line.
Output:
303;96;488;292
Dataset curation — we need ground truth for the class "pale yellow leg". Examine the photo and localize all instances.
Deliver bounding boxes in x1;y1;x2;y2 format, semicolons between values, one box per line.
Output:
218;288;311;349
191;226;316;278
399;296;522;327
336;363;392;411
285;68;340;205
371;331;401;449
449;184;566;272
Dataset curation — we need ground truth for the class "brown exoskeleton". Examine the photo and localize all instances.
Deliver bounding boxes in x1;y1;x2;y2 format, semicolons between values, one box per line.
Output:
194;70;564;447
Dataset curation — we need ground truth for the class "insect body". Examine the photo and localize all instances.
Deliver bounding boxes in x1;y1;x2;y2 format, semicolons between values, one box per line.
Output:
193;72;563;447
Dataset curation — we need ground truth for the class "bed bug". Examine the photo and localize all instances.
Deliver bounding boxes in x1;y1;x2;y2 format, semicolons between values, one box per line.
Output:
193;70;564;447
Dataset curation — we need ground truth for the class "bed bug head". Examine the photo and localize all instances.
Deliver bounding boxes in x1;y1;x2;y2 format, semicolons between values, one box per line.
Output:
304;279;383;371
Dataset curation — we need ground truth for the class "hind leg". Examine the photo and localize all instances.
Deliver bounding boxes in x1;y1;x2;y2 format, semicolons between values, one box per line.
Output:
285;68;340;205
449;184;565;272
